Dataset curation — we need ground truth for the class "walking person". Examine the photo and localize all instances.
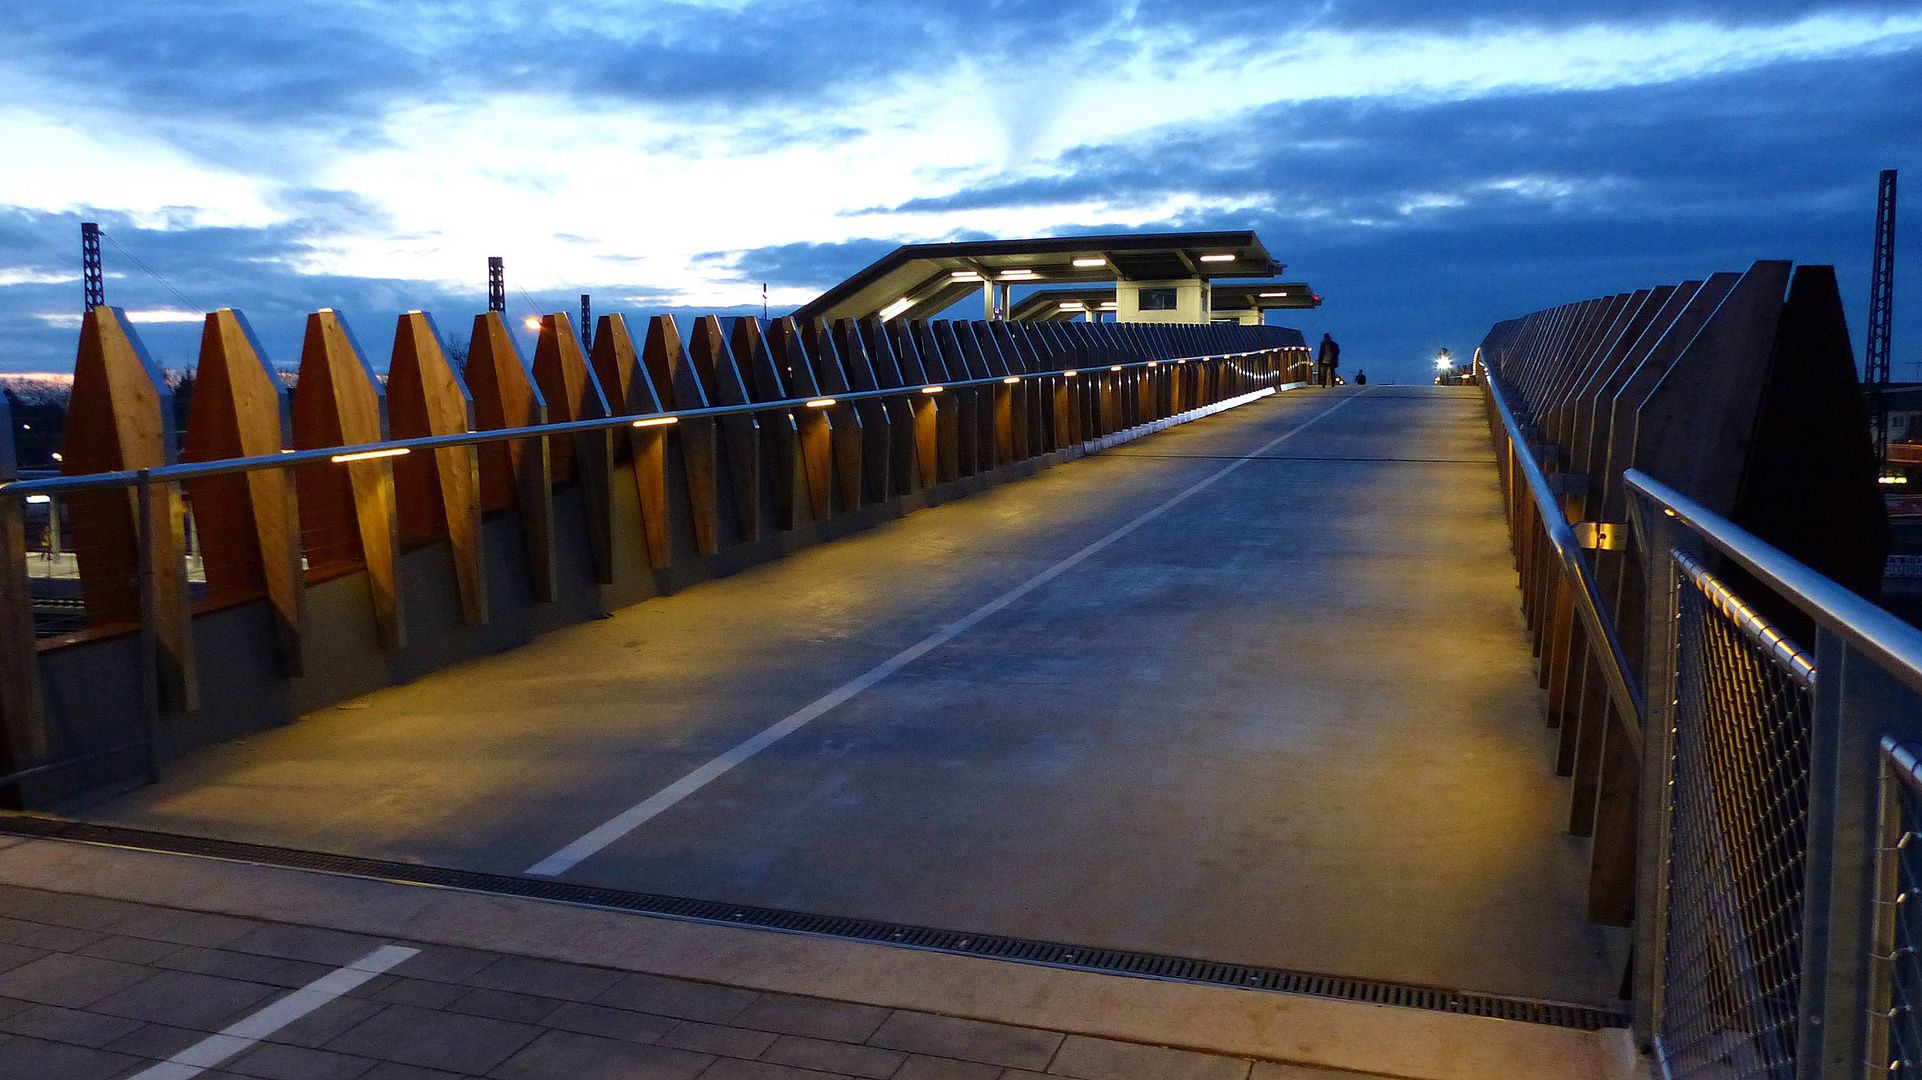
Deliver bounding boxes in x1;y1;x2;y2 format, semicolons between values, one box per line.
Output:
1354;369;1366;386
1316;332;1340;386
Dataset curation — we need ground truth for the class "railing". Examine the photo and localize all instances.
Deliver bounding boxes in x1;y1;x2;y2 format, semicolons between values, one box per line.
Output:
1481;344;1922;1079
0;316;1310;806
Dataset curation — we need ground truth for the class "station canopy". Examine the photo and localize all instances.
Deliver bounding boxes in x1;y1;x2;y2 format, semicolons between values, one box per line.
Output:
792;231;1290;324
1007;283;1323;322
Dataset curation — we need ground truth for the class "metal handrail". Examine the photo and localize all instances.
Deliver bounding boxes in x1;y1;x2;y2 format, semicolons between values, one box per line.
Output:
1486;374;1646;747
1627;468;1922;701
0;348;1287;501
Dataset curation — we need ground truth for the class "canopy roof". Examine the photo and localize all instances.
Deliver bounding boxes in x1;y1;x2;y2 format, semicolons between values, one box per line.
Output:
1007;283;1323;323
792;231;1284;324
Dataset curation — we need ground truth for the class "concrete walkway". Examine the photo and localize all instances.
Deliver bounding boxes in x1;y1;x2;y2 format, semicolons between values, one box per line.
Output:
81;386;1626;1007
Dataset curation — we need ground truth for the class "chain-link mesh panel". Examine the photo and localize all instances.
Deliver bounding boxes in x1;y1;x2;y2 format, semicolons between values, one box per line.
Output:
1876;754;1922;1075
1659;551;1816;1080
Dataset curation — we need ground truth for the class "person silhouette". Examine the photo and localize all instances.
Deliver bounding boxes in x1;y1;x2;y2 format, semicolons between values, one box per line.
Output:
1355;369;1367;386
1316;332;1340;386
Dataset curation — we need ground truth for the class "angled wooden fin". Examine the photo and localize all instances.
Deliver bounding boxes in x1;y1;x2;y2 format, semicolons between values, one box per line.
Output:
388;311;485;625
62;306;195;709
185;309;304;673
592;314;671;570
644;315;718;555
534;313;614;584
292;310;405;649
732;317;799;531
465;311;555;602
688;316;761;541
766;318;835;521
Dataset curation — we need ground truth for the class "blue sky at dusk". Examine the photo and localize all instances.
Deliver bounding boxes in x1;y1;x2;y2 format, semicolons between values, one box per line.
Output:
1;1;1918;385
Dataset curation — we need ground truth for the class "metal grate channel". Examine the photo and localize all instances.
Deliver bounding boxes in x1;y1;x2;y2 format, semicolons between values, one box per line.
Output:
0;812;1624;1031
1659;551;1816;1080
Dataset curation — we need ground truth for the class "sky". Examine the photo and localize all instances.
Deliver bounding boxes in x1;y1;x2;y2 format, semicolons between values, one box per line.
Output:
0;1;1918;386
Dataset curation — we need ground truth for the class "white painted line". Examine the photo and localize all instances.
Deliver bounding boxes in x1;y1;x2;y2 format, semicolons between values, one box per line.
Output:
527;386;1368;876
126;944;420;1080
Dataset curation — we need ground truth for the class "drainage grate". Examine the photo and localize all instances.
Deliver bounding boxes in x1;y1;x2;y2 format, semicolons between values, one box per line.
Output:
0;813;1627;1031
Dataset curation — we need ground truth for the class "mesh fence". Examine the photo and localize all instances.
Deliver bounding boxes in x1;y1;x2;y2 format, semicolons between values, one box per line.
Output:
1876;759;1922;1075
1659;550;1816;1080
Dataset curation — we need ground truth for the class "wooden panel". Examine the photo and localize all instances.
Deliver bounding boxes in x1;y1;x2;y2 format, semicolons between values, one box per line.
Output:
732;317;800;531
885;320;941;488
856;318;920;495
184;309;304;672
915;321;965;480
688;316;760;543
61;306;195;709
0;389;44;777
766;318;836;520
591;314;671;569
292;310;405;649
533;313;614;584
830;319;894;504
388;311;486;624
643;316;719;555
933;321;991;475
966;322;1023;462
465;311;556;601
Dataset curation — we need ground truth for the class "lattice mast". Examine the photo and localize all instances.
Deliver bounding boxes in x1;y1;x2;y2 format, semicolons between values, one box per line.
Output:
1868;169;1897;464
580;294;591;351
81;222;103;310
487;257;505;314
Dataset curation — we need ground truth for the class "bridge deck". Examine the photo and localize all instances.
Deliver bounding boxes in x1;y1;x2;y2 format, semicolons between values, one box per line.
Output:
87;386;1627;1006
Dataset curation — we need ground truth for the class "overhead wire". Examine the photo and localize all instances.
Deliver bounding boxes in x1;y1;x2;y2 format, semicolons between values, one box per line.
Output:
98;229;202;313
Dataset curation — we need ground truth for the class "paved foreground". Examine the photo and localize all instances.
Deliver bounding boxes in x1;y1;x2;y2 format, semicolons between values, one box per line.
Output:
0;834;1627;1080
84;386;1624;1005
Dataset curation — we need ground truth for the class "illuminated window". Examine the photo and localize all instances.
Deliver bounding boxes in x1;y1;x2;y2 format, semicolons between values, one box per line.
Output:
1138;288;1177;311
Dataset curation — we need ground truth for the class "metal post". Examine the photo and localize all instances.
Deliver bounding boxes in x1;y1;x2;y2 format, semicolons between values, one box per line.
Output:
135;471;161;783
487;257;505;314
580;294;592;352
81;222;103;310
1632;502;1682;1047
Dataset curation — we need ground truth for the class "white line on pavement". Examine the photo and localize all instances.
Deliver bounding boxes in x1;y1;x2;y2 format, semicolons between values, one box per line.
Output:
526;387;1370;876
125;944;420;1080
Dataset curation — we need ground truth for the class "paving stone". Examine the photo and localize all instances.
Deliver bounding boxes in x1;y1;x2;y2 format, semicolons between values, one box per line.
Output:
893;1055;1002;1080
110;907;264;948
656;1018;778;1058
760;1034;906;1078
538;1001;678;1044
106;1021;213;1060
463;954;623;1003
0;917;104;952
225;1040;378;1080
368;977;469;1009
160;945;337;990
0;893;146;931
0;943;44;974
445;986;563;1024
382;943;499;985
0;885;52;919
593;972;758;1024
227;925;390;967
0;1003;143;1048
487;1028;712;1080
76;933;184;966
355;1064;467;1080
866;1013;1062;1072
691;1057;854;1080
91;969;279;1029
1046;1036;1250;1080
1247;1065;1373;1079
0;1033;141;1080
261;997;386;1050
732;994;889;1043
0;997;33;1022
0;953;154;1008
324;1003;540;1075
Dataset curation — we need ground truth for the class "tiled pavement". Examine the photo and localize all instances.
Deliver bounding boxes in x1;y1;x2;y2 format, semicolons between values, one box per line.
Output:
0;884;1354;1080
